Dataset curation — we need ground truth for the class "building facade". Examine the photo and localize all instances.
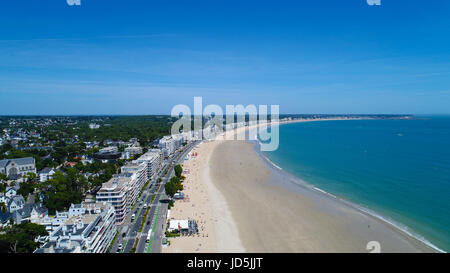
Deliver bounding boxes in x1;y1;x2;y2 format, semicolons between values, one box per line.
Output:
35;202;117;253
0;157;36;179
158;135;183;157
134;149;161;181
38;167;56;183
96;162;146;224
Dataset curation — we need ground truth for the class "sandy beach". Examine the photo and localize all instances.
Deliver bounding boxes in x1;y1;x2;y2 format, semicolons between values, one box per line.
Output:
163;139;245;253
163;119;437;253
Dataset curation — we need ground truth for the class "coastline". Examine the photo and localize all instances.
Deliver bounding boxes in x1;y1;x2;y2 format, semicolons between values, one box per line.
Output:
161;139;245;252
254;141;443;253
163;118;441;253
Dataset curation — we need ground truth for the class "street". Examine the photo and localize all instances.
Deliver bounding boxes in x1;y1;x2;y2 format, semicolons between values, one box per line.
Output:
109;141;198;253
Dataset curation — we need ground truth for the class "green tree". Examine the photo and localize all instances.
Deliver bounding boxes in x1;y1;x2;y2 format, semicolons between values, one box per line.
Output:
0;222;48;253
0;240;9;254
17;172;38;198
0;173;8;183
164;180;177;198
0;202;7;213
17;182;35;199
24;172;37;182
38;169;84;214
169;176;180;185
174;164;183;178
168;176;182;191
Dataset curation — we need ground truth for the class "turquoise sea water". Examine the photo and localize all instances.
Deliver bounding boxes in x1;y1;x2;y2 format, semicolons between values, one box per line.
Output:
263;116;450;252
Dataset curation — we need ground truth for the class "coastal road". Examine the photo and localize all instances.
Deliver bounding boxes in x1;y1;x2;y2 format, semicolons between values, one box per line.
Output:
110;141;198;253
110;152;173;253
138;141;198;253
110;181;155;253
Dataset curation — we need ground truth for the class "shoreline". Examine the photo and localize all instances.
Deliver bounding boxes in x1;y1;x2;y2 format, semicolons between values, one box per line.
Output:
254;140;443;253
164;118;442;253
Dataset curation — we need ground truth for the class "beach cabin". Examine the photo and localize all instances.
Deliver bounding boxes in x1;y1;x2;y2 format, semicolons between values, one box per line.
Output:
168;219;189;233
168;219;198;235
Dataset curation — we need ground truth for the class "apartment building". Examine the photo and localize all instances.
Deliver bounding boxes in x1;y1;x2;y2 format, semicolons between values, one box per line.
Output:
134;149;161;181
121;146;143;159
124;146;142;156
158;135;184;158
99;146;118;153
96;162;146;224
35;202;117;253
120;162;147;204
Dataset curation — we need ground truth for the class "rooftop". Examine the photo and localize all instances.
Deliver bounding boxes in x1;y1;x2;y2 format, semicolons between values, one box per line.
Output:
98;175;132;192
0;157;35;168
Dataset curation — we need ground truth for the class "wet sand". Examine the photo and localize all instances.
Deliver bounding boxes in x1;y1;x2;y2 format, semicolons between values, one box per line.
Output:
163;118;436;253
209;140;435;252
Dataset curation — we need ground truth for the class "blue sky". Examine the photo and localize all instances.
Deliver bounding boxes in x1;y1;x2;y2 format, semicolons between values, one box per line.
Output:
0;0;449;115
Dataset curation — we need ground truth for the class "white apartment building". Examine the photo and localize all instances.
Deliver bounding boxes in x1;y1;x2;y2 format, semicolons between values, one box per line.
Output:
99;146;118;153
33;211;70;232
89;123;100;129
158;135;184;157
33;203;92;232
96;162;146;224
122;146;143;159
125;146;142;155
134;149;161;181
120;163;147;207
34;202;117;253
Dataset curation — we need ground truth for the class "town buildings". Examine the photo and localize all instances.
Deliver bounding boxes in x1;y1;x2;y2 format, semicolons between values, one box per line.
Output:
96;162;146;224
99;146;118;153
134;149;161;181
0;185;48;226
89;123;100;129
158;135;184;158
0;157;36;180
38;167;56;183
34;202;116;253
121;146;143;159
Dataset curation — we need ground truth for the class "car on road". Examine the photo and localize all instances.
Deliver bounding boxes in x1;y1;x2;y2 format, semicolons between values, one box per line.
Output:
121;226;128;238
117;244;123;253
131;214;136;221
146;229;153;243
143;204;147;209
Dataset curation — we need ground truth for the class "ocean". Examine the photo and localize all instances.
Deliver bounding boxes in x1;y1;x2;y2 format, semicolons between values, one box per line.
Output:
263;116;450;252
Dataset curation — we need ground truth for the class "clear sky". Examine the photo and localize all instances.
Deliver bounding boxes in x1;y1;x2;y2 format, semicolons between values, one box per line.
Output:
1;0;449;115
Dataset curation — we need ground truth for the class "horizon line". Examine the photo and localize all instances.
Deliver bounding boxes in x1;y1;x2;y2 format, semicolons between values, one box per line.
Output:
2;113;449;117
